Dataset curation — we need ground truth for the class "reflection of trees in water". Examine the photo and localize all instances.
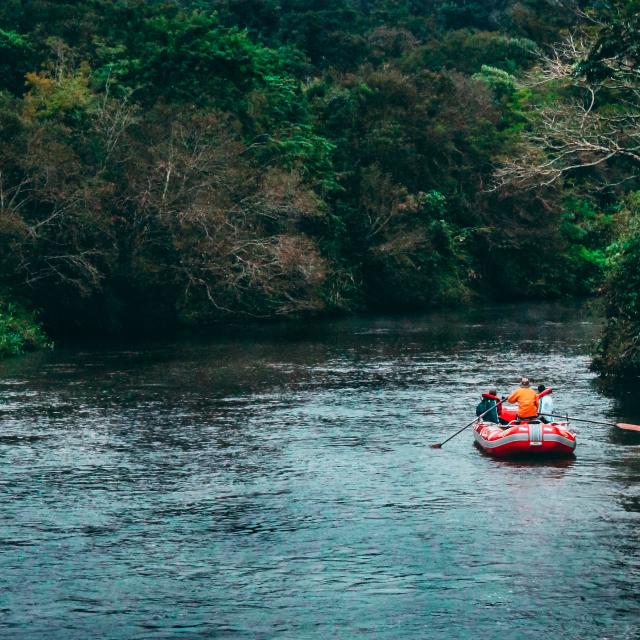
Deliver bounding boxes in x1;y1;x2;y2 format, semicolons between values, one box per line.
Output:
608;427;640;449
621;494;640;515
594;370;640;432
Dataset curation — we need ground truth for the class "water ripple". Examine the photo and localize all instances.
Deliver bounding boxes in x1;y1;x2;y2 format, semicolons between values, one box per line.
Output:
0;304;638;639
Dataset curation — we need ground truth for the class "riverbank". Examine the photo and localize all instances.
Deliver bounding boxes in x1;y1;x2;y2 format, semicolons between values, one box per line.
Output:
0;295;596;359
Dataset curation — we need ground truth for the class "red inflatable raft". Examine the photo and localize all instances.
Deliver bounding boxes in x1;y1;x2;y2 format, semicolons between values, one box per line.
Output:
473;418;576;458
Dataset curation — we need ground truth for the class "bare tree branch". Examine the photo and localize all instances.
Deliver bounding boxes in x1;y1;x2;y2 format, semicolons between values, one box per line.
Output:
492;30;640;192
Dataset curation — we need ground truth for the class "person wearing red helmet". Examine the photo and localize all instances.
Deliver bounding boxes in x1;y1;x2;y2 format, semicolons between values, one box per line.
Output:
476;386;501;423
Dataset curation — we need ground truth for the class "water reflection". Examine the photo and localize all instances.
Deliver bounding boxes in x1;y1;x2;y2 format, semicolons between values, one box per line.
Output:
0;303;639;639
608;428;640;447
490;456;576;471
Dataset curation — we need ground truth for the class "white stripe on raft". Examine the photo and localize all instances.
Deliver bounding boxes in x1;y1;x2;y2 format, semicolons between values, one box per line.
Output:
542;434;576;447
473;433;530;448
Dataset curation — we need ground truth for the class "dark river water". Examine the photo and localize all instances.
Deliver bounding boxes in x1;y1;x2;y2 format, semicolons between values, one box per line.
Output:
1;303;639;639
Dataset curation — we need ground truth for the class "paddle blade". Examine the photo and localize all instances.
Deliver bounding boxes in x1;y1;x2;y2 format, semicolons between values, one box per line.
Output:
616;423;640;432
430;443;443;449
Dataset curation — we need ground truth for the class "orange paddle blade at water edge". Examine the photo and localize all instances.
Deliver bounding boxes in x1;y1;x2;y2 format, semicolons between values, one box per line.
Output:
616;423;640;432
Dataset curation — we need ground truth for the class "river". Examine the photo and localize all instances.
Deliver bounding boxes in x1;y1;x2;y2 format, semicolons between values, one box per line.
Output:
0;302;639;639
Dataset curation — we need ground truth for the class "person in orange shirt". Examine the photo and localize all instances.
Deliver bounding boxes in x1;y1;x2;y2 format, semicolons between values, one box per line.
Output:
507;377;539;422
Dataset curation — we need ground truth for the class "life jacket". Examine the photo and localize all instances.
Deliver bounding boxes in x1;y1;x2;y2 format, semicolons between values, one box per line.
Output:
537;388;552;399
507;387;539;418
482;393;502;417
476;394;500;422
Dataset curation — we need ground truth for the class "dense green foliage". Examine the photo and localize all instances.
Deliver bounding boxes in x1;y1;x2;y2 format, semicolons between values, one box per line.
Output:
0;297;50;358
593;194;640;376
593;2;640;377
0;0;637;373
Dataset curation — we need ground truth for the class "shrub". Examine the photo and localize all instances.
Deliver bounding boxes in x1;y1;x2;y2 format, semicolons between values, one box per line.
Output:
0;298;51;359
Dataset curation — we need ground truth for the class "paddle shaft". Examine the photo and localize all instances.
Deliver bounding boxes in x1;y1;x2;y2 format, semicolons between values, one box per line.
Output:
540;413;618;427
433;399;503;448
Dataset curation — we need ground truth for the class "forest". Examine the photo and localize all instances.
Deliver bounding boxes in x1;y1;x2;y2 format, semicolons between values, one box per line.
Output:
0;0;638;375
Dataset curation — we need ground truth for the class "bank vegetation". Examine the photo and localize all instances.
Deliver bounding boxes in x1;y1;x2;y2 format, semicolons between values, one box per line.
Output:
0;0;638;374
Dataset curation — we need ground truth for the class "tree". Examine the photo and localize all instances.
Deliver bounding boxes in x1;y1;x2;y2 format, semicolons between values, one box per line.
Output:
592;192;640;376
116;107;333;321
0;28;32;94
492;29;640;191
488;1;640;374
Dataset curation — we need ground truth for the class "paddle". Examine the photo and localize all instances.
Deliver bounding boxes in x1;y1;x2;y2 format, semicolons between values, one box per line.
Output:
539;413;640;432
431;400;503;449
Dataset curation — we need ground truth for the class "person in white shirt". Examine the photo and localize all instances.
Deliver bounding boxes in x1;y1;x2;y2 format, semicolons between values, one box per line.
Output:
537;384;554;423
